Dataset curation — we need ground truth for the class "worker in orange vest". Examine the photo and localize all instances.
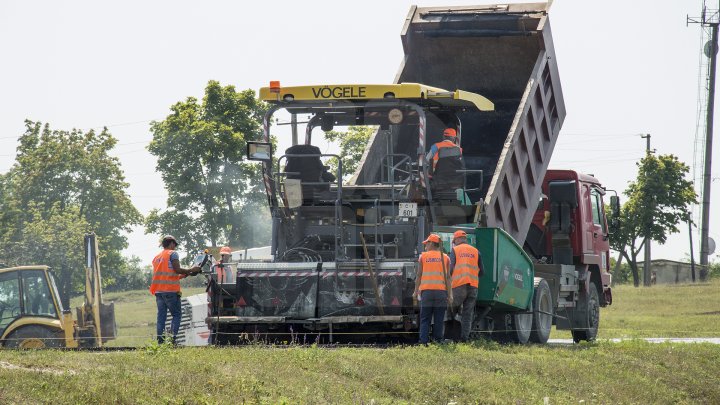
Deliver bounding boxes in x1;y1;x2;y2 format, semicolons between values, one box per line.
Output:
425;128;464;192
449;230;483;342
214;246;234;283
150;235;201;344
413;233;453;344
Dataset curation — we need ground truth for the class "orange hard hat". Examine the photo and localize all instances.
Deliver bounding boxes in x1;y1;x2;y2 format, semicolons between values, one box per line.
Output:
443;128;457;137
219;246;232;255
422;234;441;244
453;230;467;240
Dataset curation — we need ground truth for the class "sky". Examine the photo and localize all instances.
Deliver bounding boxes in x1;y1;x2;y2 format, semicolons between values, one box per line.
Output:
0;0;714;265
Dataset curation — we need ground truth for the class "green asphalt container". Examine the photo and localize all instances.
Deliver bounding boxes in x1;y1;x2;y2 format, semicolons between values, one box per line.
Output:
436;226;534;311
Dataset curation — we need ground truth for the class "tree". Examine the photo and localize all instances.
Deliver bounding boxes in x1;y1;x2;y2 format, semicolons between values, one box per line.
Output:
2;203;90;307
0;121;142;302
146;81;269;250
609;154;697;287
323;126;375;180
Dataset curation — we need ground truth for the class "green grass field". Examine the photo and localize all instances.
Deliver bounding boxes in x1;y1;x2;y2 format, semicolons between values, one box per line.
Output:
0;340;718;404
552;280;720;339
72;287;206;347
1;280;716;404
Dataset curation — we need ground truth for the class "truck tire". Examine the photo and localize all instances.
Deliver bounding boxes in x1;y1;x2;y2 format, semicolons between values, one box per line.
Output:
492;311;531;344
4;326;63;349
529;279;552;344
571;281;600;343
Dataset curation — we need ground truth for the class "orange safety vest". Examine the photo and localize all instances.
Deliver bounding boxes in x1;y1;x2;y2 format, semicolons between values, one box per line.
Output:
150;249;181;295
430;140;463;171
451;243;481;288
418;250;450;291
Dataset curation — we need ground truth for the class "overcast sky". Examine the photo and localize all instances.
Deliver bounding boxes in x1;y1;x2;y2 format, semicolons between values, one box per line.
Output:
0;0;714;265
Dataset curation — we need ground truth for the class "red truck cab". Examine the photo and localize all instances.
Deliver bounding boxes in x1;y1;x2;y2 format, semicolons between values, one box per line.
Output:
528;170;613;307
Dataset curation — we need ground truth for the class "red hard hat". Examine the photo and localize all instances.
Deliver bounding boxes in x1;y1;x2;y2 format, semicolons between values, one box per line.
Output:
443;128;457;137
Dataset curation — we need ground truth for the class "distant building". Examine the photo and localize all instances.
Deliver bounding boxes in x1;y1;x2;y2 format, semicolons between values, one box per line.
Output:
642;259;695;284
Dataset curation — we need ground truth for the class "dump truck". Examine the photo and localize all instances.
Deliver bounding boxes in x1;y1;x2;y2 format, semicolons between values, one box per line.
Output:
0;233;116;348
206;2;617;344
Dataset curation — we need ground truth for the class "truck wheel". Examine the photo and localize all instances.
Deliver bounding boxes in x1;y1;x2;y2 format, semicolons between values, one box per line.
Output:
529;279;552;344
492;311;531;344
571;281;600;343
4;326;63;349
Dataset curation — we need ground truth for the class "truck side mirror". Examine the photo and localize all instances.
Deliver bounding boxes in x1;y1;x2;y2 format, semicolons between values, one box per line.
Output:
247;142;273;162
610;195;620;218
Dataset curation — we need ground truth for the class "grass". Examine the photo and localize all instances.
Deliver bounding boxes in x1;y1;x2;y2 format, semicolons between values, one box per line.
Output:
551;279;720;339
0;341;718;404
1;280;718;404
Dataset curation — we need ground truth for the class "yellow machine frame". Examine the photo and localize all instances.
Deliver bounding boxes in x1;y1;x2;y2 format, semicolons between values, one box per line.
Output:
258;82;494;111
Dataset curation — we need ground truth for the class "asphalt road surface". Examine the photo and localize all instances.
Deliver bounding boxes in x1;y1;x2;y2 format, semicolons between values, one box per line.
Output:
548;338;720;344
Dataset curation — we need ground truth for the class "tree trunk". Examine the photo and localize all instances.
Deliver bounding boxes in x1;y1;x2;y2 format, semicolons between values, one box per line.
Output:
625;250;640;288
613;249;625;273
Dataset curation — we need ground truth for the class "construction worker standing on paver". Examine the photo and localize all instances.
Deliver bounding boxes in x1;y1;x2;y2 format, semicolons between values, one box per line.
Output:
150;235;201;344
413;233;453;345
449;230;483;342
214;246;234;283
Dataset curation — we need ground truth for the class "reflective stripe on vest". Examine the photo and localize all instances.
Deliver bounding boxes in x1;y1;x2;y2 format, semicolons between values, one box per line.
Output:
150;249;181;294
419;251;450;291
431;141;463;170
451;244;480;288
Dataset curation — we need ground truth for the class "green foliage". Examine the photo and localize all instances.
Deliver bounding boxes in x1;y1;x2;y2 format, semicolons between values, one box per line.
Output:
609;154;696;287
1;204;89;306
609;257;634;285
104;256;151;292
323;125;375;179
146;80;270;250
0;121;141;304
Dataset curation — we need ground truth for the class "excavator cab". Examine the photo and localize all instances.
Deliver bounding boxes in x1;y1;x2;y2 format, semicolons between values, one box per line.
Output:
0;233;116;348
0;266;69;348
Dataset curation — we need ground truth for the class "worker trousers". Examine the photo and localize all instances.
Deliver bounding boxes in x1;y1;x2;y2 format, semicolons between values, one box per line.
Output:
156;292;182;344
452;284;478;341
419;289;448;344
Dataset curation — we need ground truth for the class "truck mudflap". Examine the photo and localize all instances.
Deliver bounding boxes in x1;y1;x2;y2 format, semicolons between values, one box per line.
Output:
234;261;415;319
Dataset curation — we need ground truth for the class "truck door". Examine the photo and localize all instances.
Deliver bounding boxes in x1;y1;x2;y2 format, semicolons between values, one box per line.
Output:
582;184;595;256
590;188;610;270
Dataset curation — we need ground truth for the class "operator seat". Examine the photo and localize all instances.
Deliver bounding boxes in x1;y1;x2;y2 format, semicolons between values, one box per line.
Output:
284;144;336;204
430;147;465;200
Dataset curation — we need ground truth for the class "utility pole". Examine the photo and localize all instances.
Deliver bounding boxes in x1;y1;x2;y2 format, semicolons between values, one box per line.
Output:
689;3;720;281
640;133;652;286
291;113;299;146
689;219;697;282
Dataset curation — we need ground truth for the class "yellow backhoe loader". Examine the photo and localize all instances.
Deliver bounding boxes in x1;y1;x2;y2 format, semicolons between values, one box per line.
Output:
0;233;116;348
